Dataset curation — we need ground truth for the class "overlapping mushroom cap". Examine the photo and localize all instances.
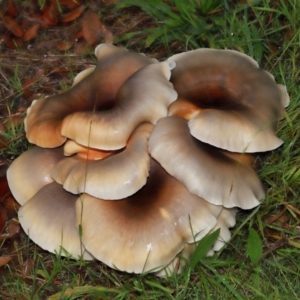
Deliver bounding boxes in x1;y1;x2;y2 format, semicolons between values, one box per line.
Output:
25;43;168;148
168;48;289;153
7;44;289;275
149;116;265;209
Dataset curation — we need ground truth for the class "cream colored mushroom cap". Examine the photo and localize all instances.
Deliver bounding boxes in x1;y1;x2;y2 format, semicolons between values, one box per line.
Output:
52;123;153;200
18;182;93;260
149;116;265;209
7;146;65;205
169;48;289;153
75;160;223;274
25;44;157;148
61;60;177;150
72;66;96;86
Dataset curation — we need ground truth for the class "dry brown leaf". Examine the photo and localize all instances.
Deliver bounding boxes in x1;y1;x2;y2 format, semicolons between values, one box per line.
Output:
21;78;35;98
30;14;49;29
42;2;60;26
0;136;7;150
57;41;74;51
35;68;46;79
0;160;9;179
4;115;25;128
0;123;5;134
101;23;114;44
82;10;103;46
265;209;286;224
62;5;84;22
0;123;7;150
0;177;9;199
6;219;20;236
2;16;24;37
74;40;91;54
0;204;7;232
3;196;20;211
6;0;19;17
23;24;40;42
0;256;12;268
75;29;83;39
2;34;23;49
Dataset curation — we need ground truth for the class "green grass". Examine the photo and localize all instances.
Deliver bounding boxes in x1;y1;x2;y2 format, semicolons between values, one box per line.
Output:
1;0;300;299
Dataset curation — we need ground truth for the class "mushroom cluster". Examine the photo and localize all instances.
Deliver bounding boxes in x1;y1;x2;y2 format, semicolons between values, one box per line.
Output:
7;44;289;275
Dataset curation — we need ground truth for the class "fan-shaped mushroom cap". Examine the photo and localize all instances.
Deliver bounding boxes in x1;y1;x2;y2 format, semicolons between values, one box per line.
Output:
18;182;93;260
25;43;157;148
149;116;264;209
75;160;223;274
7;146;65;205
52;123;153;199
169;48;289;152
61;60;177;150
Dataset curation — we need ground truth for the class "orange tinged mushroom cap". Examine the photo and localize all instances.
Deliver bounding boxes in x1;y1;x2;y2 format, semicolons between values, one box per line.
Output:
52;123;153;199
168;48;289;153
61;60;177;150
25;44;157;148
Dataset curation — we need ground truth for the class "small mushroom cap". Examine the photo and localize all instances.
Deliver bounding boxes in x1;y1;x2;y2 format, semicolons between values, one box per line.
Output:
169;48;289;152
25;44;157;148
76;160;223;274
18;182;93;260
72;66;96;86
61;61;177;150
7;146;65;205
149;116;265;209
156;207;237;277
209;207;237;252
278;84;290;108
52;123;153;200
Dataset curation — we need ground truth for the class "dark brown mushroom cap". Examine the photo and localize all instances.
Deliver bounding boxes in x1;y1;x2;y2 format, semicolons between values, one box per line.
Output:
52;123;153;199
7;146;65;205
61;60;177;150
169;49;290;152
18;182;93;260
75;160;223;274
149;116;265;209
25;43;157;148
